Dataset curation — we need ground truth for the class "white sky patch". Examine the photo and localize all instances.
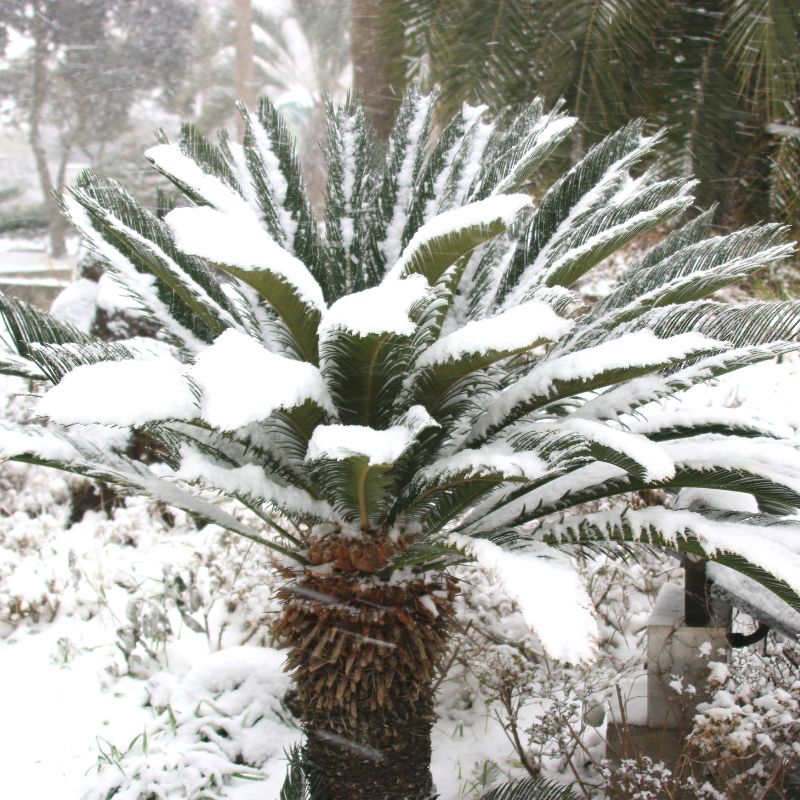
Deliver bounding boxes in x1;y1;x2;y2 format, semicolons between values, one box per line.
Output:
422;442;547;483
451;535;598;663
37;359;197;427
306;407;436;465
418;300;572;367
176;445;335;520
386;193;532;280
320;273;429;337
145;144;253;218
165;206;325;311
563;418;675;482
189;329;333;431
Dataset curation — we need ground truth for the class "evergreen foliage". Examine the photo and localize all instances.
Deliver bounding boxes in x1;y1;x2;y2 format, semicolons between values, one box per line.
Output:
2;88;800;628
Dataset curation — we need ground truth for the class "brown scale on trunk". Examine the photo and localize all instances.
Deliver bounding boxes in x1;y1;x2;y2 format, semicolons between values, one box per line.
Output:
272;527;457;800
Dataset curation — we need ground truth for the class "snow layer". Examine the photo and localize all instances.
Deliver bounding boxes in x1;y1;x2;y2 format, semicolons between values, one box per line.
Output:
422;442;547;482
176;445;334;519
37;358;197;426
145;144;253;218
451;535;598;663
320;272;429;337
307;406;436;465
165;205;325;311
563;418;675;482
386;193;532;280
50;277;99;333
475;330;721;435
417;299;572;367
189;329;333;431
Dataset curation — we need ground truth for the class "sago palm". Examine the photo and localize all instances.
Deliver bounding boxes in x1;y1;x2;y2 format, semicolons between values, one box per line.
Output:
2;87;800;800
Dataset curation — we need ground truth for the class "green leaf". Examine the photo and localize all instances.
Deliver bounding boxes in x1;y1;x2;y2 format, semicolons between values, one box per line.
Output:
479;776;580;800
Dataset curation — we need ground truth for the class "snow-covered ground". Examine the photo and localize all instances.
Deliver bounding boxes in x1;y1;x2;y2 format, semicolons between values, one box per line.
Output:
2;219;800;797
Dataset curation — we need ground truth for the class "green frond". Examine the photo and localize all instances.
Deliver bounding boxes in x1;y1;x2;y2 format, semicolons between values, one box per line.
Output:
479;775;580;800
239;97;322;282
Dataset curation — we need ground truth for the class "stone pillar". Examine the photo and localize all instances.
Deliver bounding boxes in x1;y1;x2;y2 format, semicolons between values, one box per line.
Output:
606;582;731;763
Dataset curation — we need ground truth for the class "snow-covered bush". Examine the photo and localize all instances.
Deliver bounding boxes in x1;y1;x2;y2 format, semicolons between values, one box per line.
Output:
2;85;800;799
84;647;299;800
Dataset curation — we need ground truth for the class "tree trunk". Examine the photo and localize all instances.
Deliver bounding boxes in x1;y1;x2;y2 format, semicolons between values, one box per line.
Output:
273;529;456;800
28;9;68;258
350;0;407;141
233;0;256;137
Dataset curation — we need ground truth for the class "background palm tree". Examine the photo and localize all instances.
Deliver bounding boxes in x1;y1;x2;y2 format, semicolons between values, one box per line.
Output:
401;0;800;230
2;88;800;799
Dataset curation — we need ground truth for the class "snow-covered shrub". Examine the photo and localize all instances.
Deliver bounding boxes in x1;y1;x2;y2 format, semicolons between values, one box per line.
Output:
686;641;800;797
83;647;299;800
2;85;800;798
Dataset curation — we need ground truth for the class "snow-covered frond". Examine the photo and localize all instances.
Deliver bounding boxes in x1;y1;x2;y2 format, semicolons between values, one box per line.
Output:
386;194;532;285
532;177;696;292
625;408;792;442
635;299;800;348
318;275;430;428
370;85;438;274
305;408;438;528
24;337;181;385
0;291;91;372
561;418;675;483
573;343;799;422
663;436;800;513
494;121;660;307
407;299;572;418
471;98;576;200
189;329;334;433
165;206;324;363
322;93;379;299
175;444;335;523
36;357;197;427
536;506;800;613
63;194;209;353
68;175;241;341
0;350;45;381
450;535;597;662
574;224;795;346
470;331;724;443
238;98;321;285
145;128;248;217
421;442;548;485
0;422;302;561
404;103;490;238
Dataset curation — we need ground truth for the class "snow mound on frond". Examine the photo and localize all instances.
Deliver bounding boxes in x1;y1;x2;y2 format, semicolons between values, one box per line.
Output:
190;329;334;431
38;359;197;427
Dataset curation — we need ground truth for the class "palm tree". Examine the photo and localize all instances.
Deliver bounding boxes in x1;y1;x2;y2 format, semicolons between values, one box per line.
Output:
2;88;800;800
402;0;800;228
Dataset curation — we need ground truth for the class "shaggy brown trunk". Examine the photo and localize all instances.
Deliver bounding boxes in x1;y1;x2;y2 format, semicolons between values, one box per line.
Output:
350;0;406;141
273;529;456;800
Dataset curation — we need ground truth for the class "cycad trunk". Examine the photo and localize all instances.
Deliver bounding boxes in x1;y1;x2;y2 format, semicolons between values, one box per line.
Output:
273;530;456;800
